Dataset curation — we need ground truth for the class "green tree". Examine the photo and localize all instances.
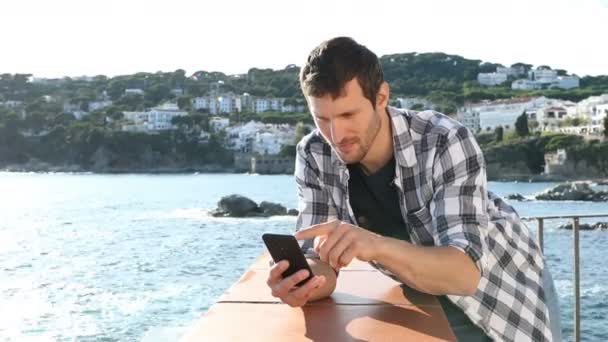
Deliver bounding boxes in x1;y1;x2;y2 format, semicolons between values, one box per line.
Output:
494;126;504;142
604;116;608;138
294;122;311;143
177;95;192;110
515;112;529;137
410;103;425;111
279;144;296;157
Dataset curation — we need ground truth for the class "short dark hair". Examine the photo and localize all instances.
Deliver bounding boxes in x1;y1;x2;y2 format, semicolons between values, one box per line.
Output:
299;37;384;108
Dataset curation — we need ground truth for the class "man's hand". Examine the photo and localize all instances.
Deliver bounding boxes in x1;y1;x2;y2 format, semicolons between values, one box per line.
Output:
266;260;326;307
295;220;382;269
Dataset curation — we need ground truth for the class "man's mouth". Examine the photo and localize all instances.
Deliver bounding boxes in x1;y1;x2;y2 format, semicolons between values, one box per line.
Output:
336;141;356;153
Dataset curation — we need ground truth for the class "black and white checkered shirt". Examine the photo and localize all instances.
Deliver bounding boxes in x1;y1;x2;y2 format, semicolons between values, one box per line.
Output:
295;107;553;341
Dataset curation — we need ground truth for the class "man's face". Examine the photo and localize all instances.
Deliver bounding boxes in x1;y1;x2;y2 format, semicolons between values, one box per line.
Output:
307;79;382;164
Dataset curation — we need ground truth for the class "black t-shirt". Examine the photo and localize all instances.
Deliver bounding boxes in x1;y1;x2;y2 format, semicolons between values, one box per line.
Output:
347;158;490;341
347;157;409;241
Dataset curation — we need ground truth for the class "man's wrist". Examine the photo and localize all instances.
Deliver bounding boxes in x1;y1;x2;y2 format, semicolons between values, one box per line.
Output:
373;235;412;264
372;234;390;261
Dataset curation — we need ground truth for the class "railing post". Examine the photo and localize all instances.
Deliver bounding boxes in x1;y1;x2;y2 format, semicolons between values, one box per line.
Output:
537;218;544;253
573;217;581;342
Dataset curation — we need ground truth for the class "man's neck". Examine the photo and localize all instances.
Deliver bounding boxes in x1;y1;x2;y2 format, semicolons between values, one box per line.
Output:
360;108;394;175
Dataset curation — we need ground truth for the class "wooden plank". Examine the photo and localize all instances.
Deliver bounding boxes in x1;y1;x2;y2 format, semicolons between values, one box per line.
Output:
181;303;456;342
218;268;437;306
183;253;456;341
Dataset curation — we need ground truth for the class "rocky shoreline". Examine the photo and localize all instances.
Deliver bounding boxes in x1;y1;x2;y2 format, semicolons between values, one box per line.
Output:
3;159;608;185
209;194;298;218
3;161;608;183
0;159;235;174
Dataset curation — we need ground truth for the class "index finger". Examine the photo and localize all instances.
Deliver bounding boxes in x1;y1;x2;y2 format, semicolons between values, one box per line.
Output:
295;220;340;241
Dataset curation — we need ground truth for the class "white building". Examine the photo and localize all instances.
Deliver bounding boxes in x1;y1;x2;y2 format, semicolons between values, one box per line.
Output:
192;96;210;111
125;88;145;96
397;97;435;110
122;104;188;132
218;95;236;114
477;72;508;86
557;102;607;137
63;102;81;113
456;109;481;133
468;97;558;130
209;117;230;132
171;88;184;96
88;100;113;112
570;94;608;117
72;111;89;120
253;98;271;113
225;121;265;152
535;106;569;131
122;111;148;132
192;96;219;115
496;67;522;77
512;79;541;90
235;93;253;112
193;94;241;114
556;76;580;90
225;121;296;154
254;132;284;155
281;104;306;113
588;103;608;135
199;131;210;144
192;96;207;110
270;98;284;112
255;125;295;155
529;68;558;84
147;103;188;130
0;100;23;108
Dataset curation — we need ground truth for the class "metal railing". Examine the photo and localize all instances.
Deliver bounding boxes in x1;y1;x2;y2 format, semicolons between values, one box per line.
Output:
521;213;608;342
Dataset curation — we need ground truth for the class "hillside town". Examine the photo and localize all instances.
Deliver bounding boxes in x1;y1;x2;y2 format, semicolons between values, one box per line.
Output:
2;82;607;159
1;53;607;177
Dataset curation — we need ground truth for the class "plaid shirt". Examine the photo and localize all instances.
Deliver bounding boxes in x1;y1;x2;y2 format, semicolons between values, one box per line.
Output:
294;107;553;341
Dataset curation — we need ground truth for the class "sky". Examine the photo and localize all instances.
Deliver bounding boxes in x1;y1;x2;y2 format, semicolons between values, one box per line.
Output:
1;0;607;78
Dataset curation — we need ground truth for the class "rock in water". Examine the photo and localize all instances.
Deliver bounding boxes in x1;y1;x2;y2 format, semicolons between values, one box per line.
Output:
535;181;608;201
259;201;287;216
214;194;259;217
506;193;527;201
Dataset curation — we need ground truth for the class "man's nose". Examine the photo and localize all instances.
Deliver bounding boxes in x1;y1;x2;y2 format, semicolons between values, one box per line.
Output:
330;119;345;144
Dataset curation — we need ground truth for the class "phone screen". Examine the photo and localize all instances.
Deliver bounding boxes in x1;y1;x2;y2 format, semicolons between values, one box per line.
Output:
262;233;314;286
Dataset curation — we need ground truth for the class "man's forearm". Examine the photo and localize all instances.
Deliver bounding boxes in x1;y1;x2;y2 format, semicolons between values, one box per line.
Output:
374;237;481;296
306;259;337;301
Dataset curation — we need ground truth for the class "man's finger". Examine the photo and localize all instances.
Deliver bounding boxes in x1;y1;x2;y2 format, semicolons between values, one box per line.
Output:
275;269;310;296
314;235;327;253
338;244;357;268
327;230;355;268
289;276;325;300
295;219;340;240
318;223;347;262
267;260;289;286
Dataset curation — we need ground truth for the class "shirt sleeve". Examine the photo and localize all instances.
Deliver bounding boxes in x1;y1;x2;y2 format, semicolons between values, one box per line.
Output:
429;126;489;275
294;141;338;258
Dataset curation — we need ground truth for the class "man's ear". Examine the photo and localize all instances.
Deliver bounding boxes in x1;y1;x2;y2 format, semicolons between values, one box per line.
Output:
376;82;390;109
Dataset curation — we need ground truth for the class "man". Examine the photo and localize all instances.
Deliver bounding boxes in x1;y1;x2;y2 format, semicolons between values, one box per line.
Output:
266;37;561;341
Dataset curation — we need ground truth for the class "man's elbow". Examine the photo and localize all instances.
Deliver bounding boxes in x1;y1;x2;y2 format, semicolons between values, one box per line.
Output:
452;249;482;296
460;270;481;296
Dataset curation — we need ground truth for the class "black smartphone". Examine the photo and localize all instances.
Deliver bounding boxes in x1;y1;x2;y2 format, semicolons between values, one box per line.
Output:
262;233;314;287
